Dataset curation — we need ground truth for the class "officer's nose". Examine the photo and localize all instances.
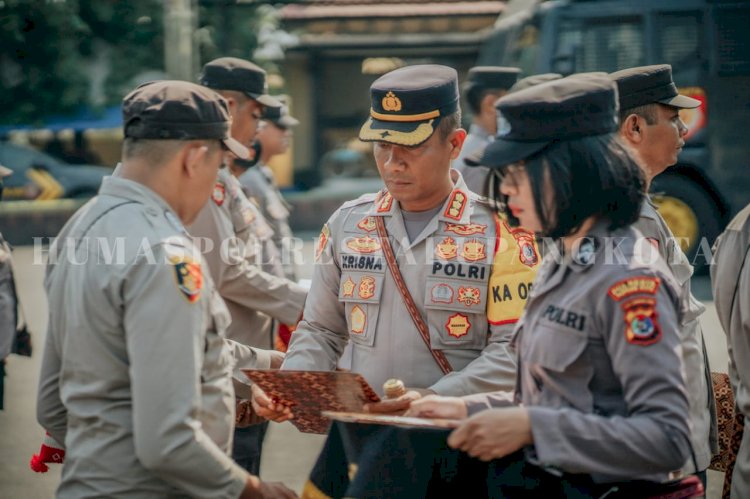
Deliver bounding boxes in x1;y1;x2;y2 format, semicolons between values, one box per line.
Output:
383;145;407;171
677;116;689;137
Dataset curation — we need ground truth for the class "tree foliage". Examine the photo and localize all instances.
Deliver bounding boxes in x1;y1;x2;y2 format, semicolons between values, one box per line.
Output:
0;0;274;126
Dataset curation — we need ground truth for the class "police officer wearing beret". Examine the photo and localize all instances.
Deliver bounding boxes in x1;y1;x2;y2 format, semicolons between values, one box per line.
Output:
36;81;296;498
453;66;520;197
611;64;717;482
190;57;309;474
410;75;695;496
253;64;540;422
238;103;300;281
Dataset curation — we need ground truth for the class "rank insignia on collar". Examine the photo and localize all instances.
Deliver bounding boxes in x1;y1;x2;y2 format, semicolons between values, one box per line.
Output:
457;286;481;307
212;183;226;207
445;313;471;338
376;192;394;213
169;255;202;303
435;237;458;260
350;305;367;334
607;276;661;301
510;228;538;268
357;216;377;232
444;190;467;220
444;222;487;236
342;277;356;297
622;297;661;346
431;284;454;304
358;276;376;299
315;224;330;262
346;235;381;254
461;239;486;262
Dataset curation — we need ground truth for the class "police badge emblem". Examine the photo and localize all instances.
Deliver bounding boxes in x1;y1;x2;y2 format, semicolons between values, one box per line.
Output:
169;255;203;303
212;182;226;207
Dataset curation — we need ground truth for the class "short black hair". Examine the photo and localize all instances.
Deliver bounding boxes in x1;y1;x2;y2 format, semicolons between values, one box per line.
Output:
465;85;501;115
497;134;644;238
436;110;462;141
619;103;658;126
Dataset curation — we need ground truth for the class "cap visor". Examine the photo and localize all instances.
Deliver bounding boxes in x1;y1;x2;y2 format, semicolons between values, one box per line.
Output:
0;165;12;178
223;137;250;160
359;117;438;147
249;92;283;109
659;94;701;109
467;138;550;169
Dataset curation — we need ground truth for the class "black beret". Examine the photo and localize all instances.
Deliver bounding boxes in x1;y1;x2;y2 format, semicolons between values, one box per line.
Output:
199;57;282;109
122;80;248;159
359;64;460;147
467;73;619;168
610;64;700;111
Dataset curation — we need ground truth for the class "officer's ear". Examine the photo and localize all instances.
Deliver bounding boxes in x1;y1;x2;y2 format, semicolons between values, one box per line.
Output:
183;141;210;178
620;114;644;145
448;128;468;160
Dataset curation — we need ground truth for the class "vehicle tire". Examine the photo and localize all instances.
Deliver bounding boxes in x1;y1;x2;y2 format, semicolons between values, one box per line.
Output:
649;174;723;274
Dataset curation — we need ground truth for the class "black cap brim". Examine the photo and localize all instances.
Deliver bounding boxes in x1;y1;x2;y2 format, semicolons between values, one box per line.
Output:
465;138;550;169
222;137;250;159
658;94;701;109
359;116;441;146
248;92;282;109
269;115;300;129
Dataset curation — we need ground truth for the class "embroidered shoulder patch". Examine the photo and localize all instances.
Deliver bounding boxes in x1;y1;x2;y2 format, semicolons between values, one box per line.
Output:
443;190;467;220
315;223;330;261
510;228;538;267
212;183;226;206
169;254;203;303
346;235;381;254
444;222;487;236
357;216;377;232
622;297;661;346
376;192;394;213
445;313;471;338
607;276;661;301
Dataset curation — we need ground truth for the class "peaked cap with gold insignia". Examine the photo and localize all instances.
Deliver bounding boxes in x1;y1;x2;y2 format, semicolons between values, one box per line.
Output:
359;64;460;147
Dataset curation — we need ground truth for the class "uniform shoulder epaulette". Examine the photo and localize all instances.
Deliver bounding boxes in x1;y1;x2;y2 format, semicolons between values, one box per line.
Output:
339;192;380;210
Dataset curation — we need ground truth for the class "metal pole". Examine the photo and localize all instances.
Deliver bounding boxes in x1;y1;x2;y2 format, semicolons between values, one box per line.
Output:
164;0;197;81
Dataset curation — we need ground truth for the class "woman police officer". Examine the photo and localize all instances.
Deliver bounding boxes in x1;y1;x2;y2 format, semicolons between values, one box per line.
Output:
407;74;696;497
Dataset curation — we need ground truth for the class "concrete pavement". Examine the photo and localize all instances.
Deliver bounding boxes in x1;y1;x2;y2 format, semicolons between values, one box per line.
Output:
0;241;728;497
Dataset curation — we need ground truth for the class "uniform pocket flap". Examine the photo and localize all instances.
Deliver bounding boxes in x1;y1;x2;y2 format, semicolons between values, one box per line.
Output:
523;325;587;372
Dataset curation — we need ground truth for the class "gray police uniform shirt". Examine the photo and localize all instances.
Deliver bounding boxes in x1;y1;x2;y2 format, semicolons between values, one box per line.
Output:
188;168;306;349
453;123;492;197
283;170;540;396
0;234;17;360
36;176;265;498
238;164;297;281
712;202;750;498
464;223;692;484
635;198;717;473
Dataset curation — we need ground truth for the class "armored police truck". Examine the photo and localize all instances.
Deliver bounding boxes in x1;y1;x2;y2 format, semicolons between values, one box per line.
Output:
478;0;750;269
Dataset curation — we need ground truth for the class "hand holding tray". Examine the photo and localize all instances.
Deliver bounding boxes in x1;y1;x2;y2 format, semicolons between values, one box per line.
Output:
242;369;381;434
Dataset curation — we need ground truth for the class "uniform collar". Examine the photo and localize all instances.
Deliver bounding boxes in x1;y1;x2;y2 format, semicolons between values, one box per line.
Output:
99;176;185;231
566;219;609;273
469;123;493;141
368;169;474;226
640;196;661;221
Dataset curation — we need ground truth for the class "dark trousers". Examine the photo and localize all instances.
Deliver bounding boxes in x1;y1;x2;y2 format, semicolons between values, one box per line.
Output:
232;421;268;475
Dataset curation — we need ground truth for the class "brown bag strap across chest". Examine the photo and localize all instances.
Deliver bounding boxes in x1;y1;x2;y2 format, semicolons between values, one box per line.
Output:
374;216;453;375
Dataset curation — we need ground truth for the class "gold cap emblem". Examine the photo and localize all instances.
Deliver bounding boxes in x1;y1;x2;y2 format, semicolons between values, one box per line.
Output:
382;91;402;112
